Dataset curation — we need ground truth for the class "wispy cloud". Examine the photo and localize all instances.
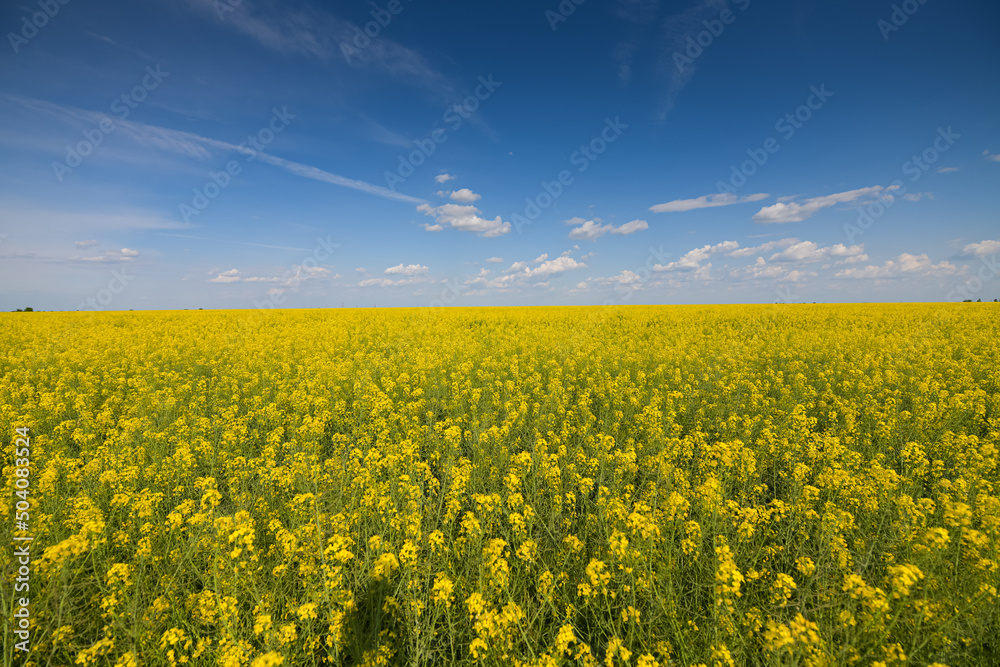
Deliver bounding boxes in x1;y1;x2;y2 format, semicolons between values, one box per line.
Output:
69;248;139;264
155;233;313;251
650;192;768;213
86;31;154;61
655;0;730;118
728;237;799;257
3;95;424;205
173;0;456;100
752;185;899;224
208;265;337;286
1;202;190;233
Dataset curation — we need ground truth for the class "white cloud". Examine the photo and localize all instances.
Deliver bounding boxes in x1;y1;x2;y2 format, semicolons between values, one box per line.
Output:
69;247;140;264
835;253;957;279
278;265;332;288
615;219;649;234
783;270;818;283
730;257;785;281
359;277;422;287
983;150;1000;163
486;257;503;263
75;240;98;248
577;269;645;291
435;173;456;183
960;239;1000;258
533;253;549;264
208;265;335;287
384;263;429;276
485;256;587;289
936;166;960;173
567;220;607;240
752;185;899;224
768;241;866;264
567;218;648;240
650;192;768;213
209;269;241;283
728;238;798;258
653;240;739;272
417;203;511;237
529;256;586;277
903;192;933;202
835;254;869;265
450;188;481;203
728;258;816;283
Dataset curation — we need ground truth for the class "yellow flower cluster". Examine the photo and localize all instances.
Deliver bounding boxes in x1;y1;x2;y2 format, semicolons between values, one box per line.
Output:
1;304;998;664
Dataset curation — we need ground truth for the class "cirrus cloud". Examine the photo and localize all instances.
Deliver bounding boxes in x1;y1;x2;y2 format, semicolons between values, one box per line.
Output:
650;192;768;213
753;185;900;224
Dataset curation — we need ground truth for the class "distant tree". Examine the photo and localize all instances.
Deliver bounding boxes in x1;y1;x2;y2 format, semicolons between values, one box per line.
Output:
977;298;982;302
23;307;32;312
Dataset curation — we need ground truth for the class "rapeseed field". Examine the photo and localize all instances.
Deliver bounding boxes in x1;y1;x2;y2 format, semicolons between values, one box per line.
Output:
1;304;998;666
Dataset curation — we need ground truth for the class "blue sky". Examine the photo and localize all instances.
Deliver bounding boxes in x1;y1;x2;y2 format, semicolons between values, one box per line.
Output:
1;0;998;310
